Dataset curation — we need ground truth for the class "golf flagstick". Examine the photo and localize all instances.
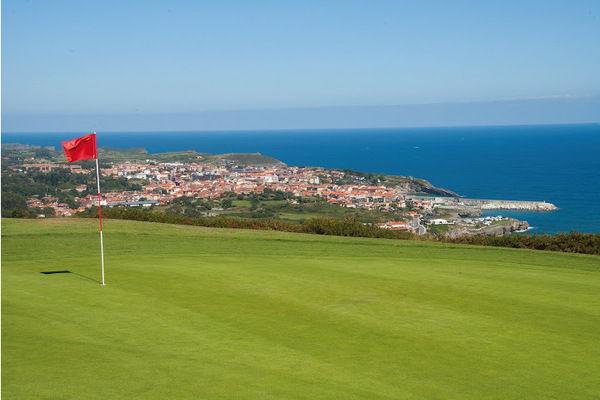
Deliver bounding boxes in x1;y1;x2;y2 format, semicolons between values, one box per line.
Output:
95;153;106;286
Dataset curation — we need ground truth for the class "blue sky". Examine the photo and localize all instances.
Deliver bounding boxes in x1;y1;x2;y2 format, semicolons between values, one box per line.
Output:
2;0;600;131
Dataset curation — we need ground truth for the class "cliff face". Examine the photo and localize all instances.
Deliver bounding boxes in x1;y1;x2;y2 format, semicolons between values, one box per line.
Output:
385;177;459;197
414;182;459;197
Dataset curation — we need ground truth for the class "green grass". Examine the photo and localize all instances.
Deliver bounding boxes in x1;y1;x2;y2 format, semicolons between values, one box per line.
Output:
277;211;325;221
231;199;252;207
2;218;600;399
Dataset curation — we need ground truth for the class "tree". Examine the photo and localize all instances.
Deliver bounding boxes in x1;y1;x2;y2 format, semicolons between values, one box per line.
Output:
34;148;54;159
1;192;29;217
222;198;233;209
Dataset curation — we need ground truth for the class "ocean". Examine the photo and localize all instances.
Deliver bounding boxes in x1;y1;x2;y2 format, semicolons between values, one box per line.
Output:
4;124;600;233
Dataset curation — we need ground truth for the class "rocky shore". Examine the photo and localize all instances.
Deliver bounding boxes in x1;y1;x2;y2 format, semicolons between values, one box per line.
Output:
443;219;530;239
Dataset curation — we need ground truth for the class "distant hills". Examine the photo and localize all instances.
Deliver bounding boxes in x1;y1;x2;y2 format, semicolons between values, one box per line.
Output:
3;96;599;133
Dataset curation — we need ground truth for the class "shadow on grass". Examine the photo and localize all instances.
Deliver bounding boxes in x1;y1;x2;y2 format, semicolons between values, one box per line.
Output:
40;270;101;284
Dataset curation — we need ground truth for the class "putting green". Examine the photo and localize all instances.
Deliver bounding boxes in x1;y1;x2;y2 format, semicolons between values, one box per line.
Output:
2;218;599;399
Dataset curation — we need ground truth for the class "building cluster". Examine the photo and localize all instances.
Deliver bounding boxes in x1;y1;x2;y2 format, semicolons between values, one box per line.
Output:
20;161;412;219
18;162;86;174
26;196;79;217
99;161;409;210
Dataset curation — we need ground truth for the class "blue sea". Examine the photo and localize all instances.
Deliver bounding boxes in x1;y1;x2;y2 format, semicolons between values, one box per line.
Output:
4;124;600;233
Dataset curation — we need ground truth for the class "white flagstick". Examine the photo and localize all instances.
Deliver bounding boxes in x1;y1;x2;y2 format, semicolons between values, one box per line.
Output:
94;136;106;286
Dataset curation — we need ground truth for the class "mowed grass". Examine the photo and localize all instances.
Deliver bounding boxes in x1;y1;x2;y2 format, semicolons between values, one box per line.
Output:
2;218;600;399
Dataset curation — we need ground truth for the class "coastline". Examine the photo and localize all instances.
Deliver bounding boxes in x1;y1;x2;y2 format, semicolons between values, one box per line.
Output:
4;142;561;239
2;124;598;233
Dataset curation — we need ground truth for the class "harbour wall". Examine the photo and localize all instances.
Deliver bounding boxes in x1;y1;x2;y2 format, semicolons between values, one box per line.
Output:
461;199;558;211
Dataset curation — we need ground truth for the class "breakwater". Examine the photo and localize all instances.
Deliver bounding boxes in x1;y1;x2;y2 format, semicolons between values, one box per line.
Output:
461;199;558;211
406;195;558;212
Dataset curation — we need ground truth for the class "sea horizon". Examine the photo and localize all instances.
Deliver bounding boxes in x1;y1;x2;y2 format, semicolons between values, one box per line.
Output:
3;121;599;136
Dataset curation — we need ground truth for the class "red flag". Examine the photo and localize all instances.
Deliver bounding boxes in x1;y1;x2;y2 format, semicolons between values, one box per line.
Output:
61;133;97;162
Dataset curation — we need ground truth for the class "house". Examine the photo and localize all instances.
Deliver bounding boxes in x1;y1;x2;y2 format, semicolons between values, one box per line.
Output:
107;200;159;208
377;221;410;231
429;219;449;225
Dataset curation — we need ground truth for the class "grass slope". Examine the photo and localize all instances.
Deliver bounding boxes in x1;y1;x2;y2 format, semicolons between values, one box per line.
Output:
2;219;600;399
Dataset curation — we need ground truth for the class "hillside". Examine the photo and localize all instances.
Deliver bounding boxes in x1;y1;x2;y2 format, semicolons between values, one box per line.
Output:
2;219;600;399
2;143;286;166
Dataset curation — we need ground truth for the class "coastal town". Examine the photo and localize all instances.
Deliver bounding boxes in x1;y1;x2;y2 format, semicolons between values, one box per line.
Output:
4;144;558;237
